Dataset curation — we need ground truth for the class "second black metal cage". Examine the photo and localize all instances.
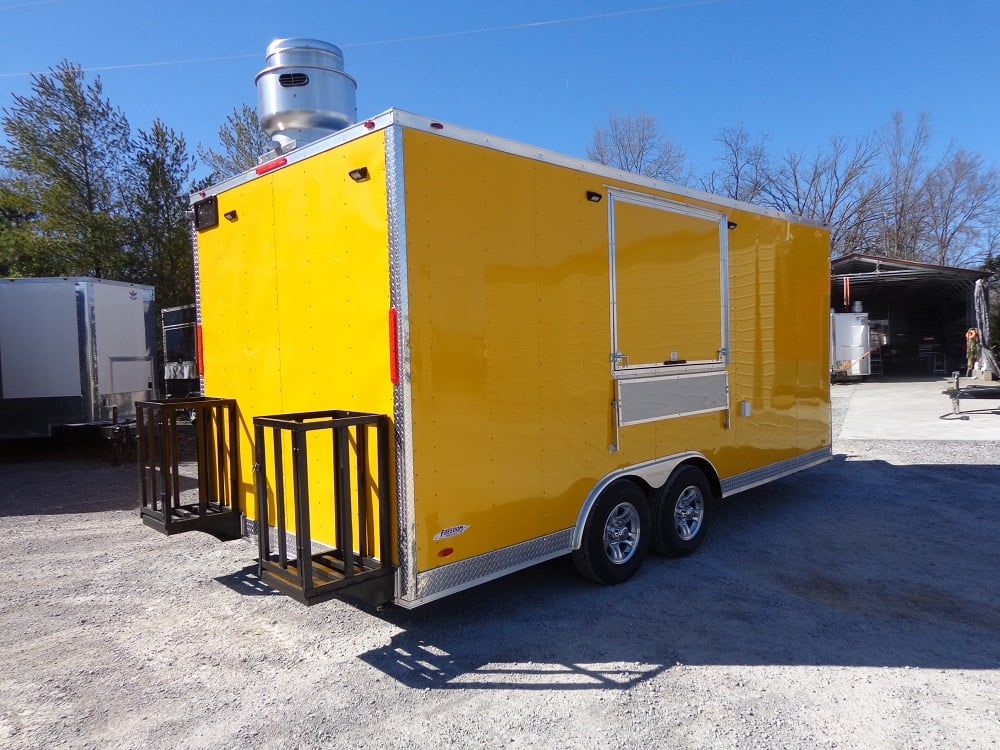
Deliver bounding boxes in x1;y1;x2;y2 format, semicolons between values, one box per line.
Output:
253;409;394;606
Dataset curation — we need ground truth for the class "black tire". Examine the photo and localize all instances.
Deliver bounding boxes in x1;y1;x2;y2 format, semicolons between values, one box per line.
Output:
653;465;713;558
572;480;651;584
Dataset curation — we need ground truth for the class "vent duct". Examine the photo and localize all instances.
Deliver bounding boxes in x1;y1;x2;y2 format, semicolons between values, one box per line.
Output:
256;38;357;152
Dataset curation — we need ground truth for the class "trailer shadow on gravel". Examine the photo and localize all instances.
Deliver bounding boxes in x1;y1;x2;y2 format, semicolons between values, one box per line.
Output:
0;438;143;516
359;454;1000;689
0;429;201;517
4;443;998;692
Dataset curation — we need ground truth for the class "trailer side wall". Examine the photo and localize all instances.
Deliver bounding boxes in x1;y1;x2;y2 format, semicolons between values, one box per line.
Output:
399;129;830;575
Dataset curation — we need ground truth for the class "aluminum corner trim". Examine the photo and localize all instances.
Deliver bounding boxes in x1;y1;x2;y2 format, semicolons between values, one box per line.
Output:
385;123;418;602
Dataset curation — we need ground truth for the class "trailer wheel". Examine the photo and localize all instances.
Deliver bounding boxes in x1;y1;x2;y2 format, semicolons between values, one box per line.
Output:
653;465;712;557
572;481;651;584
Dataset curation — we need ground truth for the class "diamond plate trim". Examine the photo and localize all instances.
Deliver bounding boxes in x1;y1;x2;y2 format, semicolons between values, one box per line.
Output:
400;528;575;608
720;446;832;497
386;124;417;601
189;219;204;396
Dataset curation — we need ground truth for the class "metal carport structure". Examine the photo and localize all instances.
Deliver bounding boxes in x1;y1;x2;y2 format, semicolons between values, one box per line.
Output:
830;254;992;376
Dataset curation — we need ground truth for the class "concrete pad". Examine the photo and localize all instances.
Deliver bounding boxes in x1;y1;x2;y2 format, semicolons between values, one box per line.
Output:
836;376;1000;441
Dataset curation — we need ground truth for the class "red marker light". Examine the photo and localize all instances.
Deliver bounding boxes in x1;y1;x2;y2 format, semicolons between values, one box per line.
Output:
255;157;288;175
364;119;375;129
196;324;204;376
388;308;400;384
430;122;444;130
438;547;454;558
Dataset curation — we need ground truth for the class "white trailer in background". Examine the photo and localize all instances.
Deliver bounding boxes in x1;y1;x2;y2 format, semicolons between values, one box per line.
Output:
0;277;156;439
830;311;871;378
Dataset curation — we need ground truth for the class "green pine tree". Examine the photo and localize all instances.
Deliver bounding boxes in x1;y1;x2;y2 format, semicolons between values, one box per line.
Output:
0;61;133;279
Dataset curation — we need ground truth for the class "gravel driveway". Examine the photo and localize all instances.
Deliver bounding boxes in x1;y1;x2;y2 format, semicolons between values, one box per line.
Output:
1;377;998;749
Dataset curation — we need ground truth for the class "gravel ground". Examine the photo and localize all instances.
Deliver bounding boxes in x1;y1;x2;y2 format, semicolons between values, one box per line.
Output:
1;382;998;749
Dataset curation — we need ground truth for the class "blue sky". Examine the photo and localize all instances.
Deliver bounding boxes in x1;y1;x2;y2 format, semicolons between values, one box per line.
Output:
1;0;998;184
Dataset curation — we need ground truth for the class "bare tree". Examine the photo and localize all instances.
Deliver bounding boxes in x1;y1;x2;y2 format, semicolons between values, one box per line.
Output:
876;112;933;259
982;224;1000;264
590;109;1000;267
587;113;690;184
701;125;771;203
923;149;1000;267
763;135;883;256
868;113;1000;266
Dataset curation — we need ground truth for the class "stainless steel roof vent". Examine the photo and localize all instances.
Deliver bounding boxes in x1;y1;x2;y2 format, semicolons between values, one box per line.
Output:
255;38;357;152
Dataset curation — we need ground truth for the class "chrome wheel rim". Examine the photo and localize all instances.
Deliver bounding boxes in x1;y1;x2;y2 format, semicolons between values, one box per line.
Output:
674;485;705;541
603;501;641;564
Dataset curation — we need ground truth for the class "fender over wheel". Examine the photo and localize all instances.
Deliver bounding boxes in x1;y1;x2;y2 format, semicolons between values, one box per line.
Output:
653;465;713;558
572;480;651;584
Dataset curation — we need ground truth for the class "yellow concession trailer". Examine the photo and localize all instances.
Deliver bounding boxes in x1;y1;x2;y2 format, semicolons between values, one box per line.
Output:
140;108;830;609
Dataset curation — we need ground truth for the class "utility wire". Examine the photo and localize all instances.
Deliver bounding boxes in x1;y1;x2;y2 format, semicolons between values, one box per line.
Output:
0;1;720;78
347;1;719;47
0;0;60;11
0;52;261;78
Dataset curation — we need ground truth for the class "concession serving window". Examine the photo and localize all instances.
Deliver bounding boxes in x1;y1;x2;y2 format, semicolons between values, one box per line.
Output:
607;189;731;429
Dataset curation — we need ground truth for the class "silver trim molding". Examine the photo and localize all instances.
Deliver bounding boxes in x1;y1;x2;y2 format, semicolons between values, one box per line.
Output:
721;446;832;497
398;528;575;609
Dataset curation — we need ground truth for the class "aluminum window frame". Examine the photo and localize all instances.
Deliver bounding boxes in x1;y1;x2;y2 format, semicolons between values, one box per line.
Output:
607;187;730;379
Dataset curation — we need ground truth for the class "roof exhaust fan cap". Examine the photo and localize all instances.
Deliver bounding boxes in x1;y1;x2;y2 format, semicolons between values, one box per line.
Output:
256;38;358;151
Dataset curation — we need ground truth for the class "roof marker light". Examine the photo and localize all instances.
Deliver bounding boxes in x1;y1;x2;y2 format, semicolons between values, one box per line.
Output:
255;156;288;175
